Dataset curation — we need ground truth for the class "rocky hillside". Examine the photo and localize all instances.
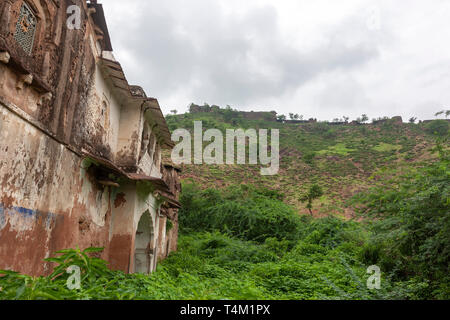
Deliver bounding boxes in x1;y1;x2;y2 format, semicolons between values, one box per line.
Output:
166;107;447;217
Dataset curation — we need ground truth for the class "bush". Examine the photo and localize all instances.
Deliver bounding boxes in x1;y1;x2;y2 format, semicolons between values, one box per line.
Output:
303;152;316;165
352;144;450;299
425;120;449;136
179;184;301;242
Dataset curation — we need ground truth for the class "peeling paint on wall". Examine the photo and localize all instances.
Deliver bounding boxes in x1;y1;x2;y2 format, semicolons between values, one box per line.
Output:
0;0;179;277
0;204;57;233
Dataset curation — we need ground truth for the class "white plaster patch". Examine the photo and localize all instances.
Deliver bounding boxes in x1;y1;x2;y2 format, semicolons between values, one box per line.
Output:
48;145;77;214
134;193;158;231
80;163;94;200
6;209;37;235
91;188;109;227
138;152;153;175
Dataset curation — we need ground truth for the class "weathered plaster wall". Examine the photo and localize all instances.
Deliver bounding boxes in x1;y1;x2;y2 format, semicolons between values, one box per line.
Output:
159;165;181;259
137;124;163;179
0;0;177;276
0;0;111;161
108;180;161;274
133;183;160;273
84;61;122;159
156;215;167;262
0;102;165;276
166;214;179;255
0;103;115;275
115;100;143;169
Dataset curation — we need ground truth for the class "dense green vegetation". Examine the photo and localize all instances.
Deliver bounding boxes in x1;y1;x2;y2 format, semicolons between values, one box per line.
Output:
1;108;448;300
1;148;448;299
0;189;400;300
352;142;450;299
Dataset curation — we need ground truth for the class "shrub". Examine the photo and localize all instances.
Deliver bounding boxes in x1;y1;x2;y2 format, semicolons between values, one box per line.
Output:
425;120;449;136
179;184;301;242
352;144;450;299
303;151;316;165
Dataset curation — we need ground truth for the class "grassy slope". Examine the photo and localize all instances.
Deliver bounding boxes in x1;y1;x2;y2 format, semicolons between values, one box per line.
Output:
166;111;437;217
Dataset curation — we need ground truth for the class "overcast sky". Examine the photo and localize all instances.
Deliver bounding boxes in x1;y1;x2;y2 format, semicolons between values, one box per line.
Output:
103;0;450;121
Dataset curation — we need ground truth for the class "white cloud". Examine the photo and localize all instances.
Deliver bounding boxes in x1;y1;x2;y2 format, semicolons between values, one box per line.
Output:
103;0;450;120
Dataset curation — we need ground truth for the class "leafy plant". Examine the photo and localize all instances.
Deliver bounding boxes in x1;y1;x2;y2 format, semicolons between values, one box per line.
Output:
425;120;449;136
352;142;450;299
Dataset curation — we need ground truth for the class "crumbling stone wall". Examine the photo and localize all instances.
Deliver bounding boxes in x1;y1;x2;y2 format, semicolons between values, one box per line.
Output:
158;163;181;260
0;0;179;276
189;103;277;121
241;111;277;121
0;103;116;275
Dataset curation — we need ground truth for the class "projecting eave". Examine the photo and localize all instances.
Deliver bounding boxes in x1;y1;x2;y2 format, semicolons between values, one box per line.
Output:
143;98;175;149
82;150;174;196
98;57;174;149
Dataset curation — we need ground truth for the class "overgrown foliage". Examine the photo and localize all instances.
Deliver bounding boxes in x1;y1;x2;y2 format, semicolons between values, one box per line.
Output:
179;184;299;242
352;142;450;299
425;120;449;136
0;222;392;300
1;111;448;300
2;167;447;300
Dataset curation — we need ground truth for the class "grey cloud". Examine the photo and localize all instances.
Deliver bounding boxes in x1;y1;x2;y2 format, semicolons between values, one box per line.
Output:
103;0;450;120
105;0;378;109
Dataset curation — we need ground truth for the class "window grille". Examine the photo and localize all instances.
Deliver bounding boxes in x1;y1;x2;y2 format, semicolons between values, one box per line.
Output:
14;3;37;55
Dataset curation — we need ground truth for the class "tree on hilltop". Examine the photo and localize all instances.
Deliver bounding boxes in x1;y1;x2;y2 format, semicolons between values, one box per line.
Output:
356;114;369;124
435;110;450;119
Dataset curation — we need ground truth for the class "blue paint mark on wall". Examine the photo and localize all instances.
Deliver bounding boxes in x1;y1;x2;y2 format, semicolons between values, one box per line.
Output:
0;203;57;230
15;206;37;217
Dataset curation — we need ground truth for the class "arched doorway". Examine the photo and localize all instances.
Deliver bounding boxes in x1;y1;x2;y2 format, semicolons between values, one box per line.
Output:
134;210;155;274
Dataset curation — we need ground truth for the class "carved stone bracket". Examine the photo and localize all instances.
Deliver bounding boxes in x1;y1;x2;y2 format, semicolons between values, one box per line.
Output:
0;51;10;64
16;73;33;90
37;91;52;106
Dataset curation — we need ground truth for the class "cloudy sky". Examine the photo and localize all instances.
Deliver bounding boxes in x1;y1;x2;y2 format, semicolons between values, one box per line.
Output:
103;0;450;121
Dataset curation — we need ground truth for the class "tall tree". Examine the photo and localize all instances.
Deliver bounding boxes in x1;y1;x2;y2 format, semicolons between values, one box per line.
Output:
300;184;324;216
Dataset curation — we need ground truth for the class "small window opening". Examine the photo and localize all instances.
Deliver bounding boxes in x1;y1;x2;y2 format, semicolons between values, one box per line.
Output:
14;3;37;55
101;100;109;127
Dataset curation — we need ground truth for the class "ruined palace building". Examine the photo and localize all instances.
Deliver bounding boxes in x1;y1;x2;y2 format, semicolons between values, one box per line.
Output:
0;0;181;275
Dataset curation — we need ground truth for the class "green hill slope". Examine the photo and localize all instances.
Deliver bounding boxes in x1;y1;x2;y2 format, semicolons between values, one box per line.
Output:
166;108;442;217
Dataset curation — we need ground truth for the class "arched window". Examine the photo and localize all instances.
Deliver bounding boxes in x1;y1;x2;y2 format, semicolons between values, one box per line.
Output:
148;132;156;159
139;124;150;161
14;2;37;55
153;143;161;168
101;100;109;127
